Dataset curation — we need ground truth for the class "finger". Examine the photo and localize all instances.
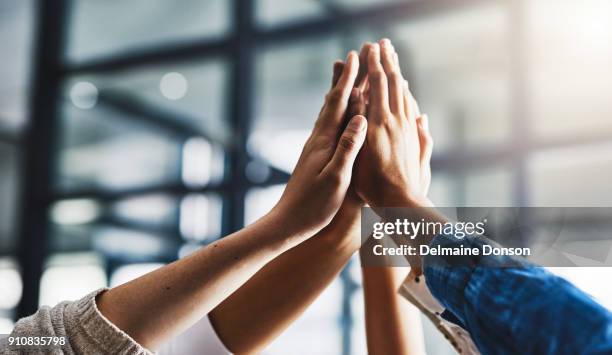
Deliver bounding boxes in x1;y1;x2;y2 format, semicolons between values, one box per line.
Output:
347;88;366;120
403;80;420;124
331;61;344;88
380;38;404;115
318;51;360;130
323;115;367;179
367;43;390;116
356;42;373;90
417;114;433;164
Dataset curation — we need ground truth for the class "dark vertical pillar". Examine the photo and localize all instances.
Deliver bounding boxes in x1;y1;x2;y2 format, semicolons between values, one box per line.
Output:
222;0;254;235
16;0;68;318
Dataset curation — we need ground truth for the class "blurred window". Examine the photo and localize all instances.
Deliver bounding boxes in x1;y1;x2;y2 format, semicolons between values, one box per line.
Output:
0;0;34;132
66;0;231;61
39;253;106;307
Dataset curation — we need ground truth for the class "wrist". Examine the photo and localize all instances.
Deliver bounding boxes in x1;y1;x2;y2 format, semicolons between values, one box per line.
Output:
257;207;313;253
317;209;361;253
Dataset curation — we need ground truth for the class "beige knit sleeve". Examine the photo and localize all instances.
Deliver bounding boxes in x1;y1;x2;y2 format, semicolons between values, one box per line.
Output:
1;288;153;355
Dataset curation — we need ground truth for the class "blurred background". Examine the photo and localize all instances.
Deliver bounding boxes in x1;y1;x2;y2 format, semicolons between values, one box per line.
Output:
1;0;612;354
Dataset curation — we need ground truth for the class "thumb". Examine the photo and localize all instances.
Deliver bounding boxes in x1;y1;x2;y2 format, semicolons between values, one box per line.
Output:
323;115;367;178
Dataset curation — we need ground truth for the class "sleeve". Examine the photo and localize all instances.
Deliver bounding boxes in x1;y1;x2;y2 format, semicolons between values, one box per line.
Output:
158;314;231;355
2;288;153;355
423;234;612;355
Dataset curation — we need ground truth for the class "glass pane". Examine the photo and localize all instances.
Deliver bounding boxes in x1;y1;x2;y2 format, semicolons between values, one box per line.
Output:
245;185;285;226
55;103;182;191
0;258;22;310
0;0;34;131
92;226;178;261
256;0;328;28
65;59;230;144
49;219;180;262
110;194;178;229
39;253;106;306
528;143;612;206
527;0;612;141
429;166;515;207
389;4;511;152
0;142;19;254
252;37;343;173
263;279;343;355
0;317;13;333
49;223;95;254
179;193;223;242
67;0;231;61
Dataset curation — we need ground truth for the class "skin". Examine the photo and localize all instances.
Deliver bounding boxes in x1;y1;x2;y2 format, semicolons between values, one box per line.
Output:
207;61;365;354
353;39;449;275
97;51;368;351
210;47;433;354
97;40;437;354
358;40;432;355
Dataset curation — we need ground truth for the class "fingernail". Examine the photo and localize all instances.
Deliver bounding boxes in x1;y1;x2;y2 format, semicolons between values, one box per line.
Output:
350;116;367;131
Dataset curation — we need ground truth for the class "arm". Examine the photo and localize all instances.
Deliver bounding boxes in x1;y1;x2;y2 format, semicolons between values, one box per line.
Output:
209;197;361;354
360;40;430;355
362;266;425;355
207;59;367;354
422;234;612;355
96;51;368;351
355;39;612;355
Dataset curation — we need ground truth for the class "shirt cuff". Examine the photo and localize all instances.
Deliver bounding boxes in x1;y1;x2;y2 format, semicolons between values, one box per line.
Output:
422;234;478;321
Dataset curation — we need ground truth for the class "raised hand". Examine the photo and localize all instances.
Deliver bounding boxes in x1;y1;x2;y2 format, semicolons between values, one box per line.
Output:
354;39;432;208
271;51;368;238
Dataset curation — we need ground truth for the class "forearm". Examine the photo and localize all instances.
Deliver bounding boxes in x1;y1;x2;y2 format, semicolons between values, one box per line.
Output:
97;210;308;351
209;201;361;354
362;266;425;355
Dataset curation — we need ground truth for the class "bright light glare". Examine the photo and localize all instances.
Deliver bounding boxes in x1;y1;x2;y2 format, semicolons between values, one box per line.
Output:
0;268;22;308
50;199;100;225
39;265;106;306
0;318;14;334
160;72;188;100
112;194;173;222
548;267;612;310
182;137;212;188
70;81;98;109
180;194;219;241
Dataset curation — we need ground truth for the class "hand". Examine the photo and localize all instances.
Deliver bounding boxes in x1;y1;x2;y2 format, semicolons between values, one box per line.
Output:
271;51;368;238
353;39;432;208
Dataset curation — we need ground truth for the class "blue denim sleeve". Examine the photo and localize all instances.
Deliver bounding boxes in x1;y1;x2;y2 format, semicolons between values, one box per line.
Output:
423;234;612;355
